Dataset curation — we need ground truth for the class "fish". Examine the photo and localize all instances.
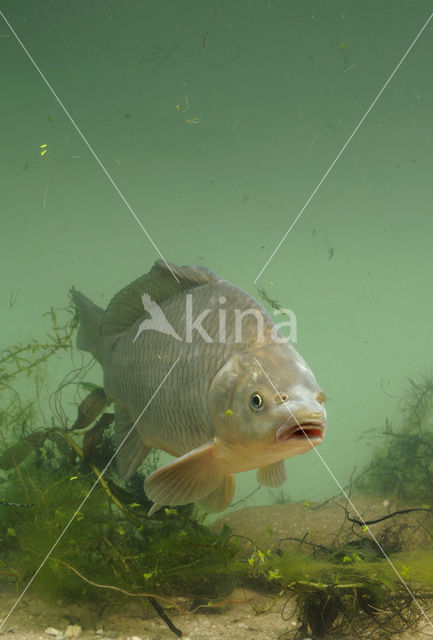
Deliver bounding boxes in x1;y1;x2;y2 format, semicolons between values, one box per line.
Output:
70;261;327;514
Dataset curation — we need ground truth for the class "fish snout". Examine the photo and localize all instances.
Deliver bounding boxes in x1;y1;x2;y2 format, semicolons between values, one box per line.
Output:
275;406;327;445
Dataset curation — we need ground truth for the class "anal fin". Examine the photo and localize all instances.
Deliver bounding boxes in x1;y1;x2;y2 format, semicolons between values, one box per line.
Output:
114;405;150;478
257;460;287;487
144;439;222;508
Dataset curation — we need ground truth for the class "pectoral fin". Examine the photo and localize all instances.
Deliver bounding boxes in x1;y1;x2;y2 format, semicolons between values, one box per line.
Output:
257;460;287;487
144;440;223;509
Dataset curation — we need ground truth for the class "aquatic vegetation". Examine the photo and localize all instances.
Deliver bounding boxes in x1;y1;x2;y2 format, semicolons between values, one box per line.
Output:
229;523;433;639
402;375;433;434
0;305;239;612
358;375;433;502
1;310;433;638
0;304;77;458
257;286;284;312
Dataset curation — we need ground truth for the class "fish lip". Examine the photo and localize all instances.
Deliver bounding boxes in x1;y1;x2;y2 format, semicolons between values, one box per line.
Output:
276;420;326;443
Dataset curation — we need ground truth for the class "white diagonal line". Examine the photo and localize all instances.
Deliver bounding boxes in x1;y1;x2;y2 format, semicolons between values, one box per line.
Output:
0;10;179;285
254;12;433;283
254;357;433;629
0;358;179;632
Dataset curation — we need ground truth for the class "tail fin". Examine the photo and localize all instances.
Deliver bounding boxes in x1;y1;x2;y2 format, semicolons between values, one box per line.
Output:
70;289;104;363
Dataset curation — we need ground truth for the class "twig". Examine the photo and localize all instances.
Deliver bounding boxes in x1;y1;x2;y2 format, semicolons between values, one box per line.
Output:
276;535;329;554
347;507;433;527
58;430;134;520
148;596;182;637
307;467;369;510
102;536;130;572
54;558;183;610
0;500;34;507
55;556;251;611
230;486;260;508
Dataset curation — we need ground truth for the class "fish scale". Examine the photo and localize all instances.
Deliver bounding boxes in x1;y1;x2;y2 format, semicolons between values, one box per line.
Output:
71;260;327;514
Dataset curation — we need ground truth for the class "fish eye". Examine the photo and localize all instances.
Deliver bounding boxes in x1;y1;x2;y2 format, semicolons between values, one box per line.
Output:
249;392;264;411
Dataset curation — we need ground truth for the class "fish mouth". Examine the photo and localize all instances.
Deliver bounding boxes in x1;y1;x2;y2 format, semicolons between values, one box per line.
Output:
276;420;326;444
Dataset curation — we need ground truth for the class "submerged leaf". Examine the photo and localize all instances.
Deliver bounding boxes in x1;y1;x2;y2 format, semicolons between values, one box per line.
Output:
0;430;48;470
71;388;107;430
82;412;114;462
106;479;145;507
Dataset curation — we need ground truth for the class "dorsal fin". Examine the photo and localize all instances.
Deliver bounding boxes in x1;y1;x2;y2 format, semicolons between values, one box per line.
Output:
100;261;218;338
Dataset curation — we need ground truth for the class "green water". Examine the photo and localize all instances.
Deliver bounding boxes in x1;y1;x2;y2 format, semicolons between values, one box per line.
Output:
1;1;433;633
1;0;432;502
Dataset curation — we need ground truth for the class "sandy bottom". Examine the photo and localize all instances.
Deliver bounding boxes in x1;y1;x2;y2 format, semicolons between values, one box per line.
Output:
1;496;433;640
2;583;433;640
0;587;297;640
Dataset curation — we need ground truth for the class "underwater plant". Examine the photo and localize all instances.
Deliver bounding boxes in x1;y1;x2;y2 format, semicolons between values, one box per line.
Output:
358;375;433;502
0;302;241;633
2;308;433;639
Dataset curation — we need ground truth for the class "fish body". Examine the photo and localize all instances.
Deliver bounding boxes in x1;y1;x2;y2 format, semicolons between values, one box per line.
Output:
71;261;327;513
